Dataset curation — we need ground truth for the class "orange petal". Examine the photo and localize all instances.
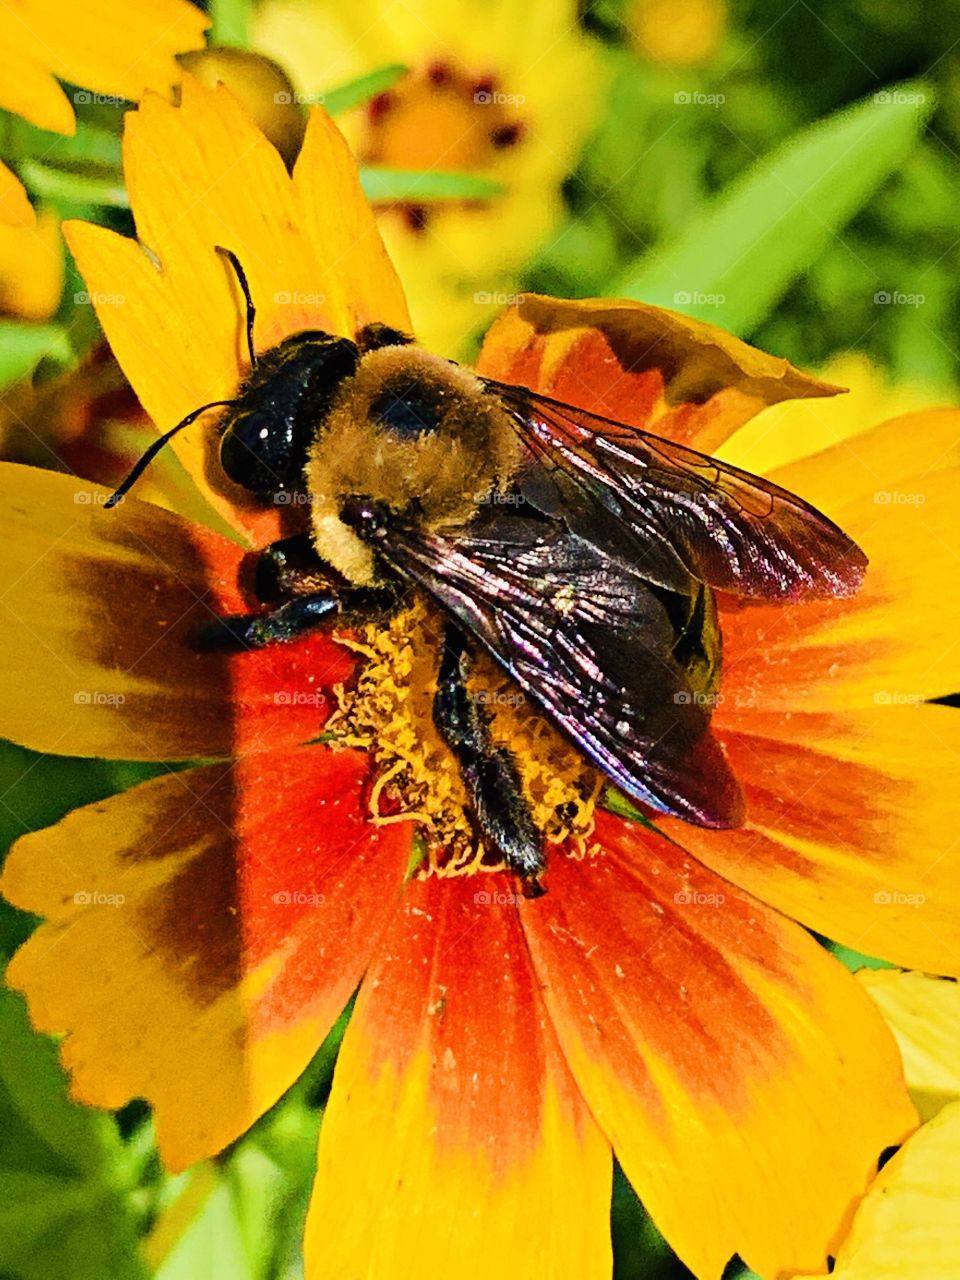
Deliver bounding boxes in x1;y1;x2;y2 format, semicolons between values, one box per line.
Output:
475;293;839;452
0;463;353;761
306;872;612;1280
520;814;916;1280
65;77;409;545
663;409;960;974
0;160;34;227
1;745;412;1170
718;408;960;711
0;0;207;125
658;706;960;977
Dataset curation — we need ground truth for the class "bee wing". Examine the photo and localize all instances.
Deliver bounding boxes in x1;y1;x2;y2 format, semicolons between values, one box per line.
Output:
483;380;867;601
371;510;744;829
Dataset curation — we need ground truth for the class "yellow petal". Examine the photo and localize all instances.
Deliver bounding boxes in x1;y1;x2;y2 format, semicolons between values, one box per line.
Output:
859;970;960;1123
1;748;412;1169
65;76;409;544
0;0;208;129
307;873;612;1280
0;160;34;227
802;1102;960;1279
521;814;917;1280
0;207;63;320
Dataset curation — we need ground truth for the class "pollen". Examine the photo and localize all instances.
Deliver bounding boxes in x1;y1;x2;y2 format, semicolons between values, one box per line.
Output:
326;597;602;877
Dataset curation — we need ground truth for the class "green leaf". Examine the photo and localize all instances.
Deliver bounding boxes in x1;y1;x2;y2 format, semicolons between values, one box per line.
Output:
359;167;505;203
18;160;128;209
609;80;934;335
7;118;121;170
320;64;408;117
209;0;251;47
0;989;147;1280
0;323;72;391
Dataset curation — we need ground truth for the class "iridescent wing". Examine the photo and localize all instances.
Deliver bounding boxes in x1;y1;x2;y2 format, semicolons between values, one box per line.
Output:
483;380;867;601
348;501;744;829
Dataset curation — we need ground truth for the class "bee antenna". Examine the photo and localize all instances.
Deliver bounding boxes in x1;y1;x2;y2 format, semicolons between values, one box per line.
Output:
104;399;237;509
215;245;258;370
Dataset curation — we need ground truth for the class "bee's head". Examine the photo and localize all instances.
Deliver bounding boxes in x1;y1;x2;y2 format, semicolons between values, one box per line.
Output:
217;331;360;495
305;344;522;583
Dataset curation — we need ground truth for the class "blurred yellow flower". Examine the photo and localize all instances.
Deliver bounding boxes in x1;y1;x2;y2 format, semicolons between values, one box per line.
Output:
715;352;955;475
625;0;727;67
253;0;604;354
0;206;62;320
0;0;208;223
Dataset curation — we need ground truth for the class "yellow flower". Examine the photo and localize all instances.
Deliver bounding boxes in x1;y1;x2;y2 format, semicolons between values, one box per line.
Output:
4;78;960;1280
0;0;208;224
253;0;604;354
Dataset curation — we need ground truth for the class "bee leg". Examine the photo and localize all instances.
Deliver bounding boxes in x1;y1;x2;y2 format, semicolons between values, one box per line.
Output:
433;623;546;895
197;536;401;651
194;592;342;650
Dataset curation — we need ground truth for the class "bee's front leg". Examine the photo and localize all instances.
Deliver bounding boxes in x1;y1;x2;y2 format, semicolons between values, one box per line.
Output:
433;623;546;895
195;534;398;651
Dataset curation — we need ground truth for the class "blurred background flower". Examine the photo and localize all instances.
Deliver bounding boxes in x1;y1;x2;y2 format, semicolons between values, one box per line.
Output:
252;0;605;353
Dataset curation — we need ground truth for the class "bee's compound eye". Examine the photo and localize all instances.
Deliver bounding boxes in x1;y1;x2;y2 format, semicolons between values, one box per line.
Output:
219;411;301;492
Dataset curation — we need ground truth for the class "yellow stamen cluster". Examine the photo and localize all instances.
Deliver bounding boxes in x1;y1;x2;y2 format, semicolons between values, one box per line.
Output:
326;596;601;877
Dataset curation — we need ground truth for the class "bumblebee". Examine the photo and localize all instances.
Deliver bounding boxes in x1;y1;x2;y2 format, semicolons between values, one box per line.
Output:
110;249;866;890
